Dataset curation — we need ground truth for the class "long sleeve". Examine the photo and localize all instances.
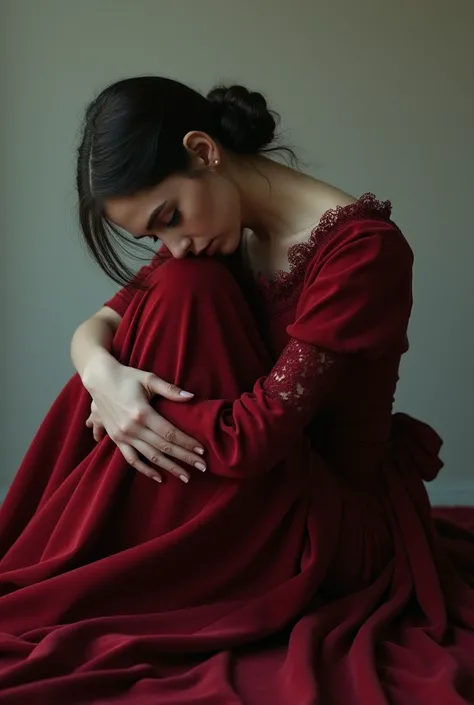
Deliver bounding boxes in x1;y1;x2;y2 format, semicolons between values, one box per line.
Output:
187;222;414;479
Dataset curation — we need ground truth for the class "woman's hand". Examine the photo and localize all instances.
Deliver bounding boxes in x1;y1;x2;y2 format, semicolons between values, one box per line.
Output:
82;353;206;484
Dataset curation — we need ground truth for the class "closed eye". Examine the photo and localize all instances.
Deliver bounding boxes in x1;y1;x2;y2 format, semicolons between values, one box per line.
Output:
164;209;180;230
136;210;180;240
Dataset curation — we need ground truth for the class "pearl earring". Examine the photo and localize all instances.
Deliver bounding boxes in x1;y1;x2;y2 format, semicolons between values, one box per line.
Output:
213;159;219;166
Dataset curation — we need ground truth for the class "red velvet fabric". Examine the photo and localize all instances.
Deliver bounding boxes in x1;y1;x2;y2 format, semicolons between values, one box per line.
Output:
0;197;473;703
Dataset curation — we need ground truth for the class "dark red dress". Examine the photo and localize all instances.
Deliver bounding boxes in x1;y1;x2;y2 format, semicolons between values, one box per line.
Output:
0;194;473;704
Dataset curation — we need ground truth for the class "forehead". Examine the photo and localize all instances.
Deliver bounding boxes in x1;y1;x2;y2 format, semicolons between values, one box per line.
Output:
103;177;180;231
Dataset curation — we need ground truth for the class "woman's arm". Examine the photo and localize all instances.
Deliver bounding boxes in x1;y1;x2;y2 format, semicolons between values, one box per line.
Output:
71;306;122;382
159;341;342;479
157;225;414;479
72;307;206;483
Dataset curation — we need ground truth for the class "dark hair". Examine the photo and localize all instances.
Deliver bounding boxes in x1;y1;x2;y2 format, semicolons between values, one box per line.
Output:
76;76;294;285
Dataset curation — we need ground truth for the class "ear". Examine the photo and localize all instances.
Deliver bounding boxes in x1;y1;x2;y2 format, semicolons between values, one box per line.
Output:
183;131;220;168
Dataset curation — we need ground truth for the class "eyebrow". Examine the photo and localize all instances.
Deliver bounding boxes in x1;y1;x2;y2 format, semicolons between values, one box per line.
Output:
145;201;168;232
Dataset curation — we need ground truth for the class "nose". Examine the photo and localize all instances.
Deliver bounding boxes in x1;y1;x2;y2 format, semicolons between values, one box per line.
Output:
170;238;192;259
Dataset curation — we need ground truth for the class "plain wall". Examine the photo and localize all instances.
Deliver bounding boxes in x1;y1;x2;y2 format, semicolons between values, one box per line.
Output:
1;0;473;503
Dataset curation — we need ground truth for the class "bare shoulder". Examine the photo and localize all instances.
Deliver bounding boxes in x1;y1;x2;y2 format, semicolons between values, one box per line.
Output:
313;182;358;223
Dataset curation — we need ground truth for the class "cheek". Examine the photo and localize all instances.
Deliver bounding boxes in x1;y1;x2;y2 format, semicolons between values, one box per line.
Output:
187;189;224;237
213;181;240;230
181;178;240;239
182;182;215;235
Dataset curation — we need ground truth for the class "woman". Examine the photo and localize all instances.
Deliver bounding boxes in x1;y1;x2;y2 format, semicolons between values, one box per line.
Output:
0;76;472;704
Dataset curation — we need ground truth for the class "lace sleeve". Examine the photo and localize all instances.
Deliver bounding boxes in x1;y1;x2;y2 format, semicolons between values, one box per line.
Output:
263;339;337;415
158;338;342;480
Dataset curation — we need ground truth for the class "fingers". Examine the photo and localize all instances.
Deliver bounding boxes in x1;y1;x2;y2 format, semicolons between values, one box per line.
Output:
131;440;192;483
138;427;206;471
117;443;163;483
145;374;194;402
108;412;204;460
86;413;106;443
144;412;204;456
117;439;200;486
93;424;106;443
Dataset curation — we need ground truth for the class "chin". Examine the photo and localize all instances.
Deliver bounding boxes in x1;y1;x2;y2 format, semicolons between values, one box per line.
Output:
220;242;238;255
211;227;241;257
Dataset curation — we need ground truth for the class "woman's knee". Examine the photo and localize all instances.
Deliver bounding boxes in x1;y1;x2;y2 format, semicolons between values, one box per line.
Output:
127;256;251;343
114;254;270;388
146;257;241;302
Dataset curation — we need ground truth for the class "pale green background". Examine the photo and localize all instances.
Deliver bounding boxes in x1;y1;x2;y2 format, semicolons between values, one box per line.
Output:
1;0;473;503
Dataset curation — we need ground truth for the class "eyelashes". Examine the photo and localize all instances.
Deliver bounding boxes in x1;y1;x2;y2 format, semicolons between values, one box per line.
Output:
165;209;180;229
136;210;180;241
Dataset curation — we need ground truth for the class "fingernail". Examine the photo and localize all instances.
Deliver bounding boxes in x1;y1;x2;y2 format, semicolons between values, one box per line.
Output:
195;462;206;472
152;476;162;483
194;447;205;455
179;391;194;398
179;474;189;483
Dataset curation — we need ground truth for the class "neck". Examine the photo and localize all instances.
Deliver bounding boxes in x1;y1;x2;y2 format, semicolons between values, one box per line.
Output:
224;154;329;243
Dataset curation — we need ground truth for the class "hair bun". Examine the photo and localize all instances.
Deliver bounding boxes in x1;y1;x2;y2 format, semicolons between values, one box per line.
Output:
207;85;276;154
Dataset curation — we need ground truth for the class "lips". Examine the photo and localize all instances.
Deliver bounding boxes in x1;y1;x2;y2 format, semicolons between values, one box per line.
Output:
194;239;218;256
205;239;217;256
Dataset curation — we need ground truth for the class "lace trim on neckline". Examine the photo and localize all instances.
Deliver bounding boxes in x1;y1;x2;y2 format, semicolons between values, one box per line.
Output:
255;192;392;311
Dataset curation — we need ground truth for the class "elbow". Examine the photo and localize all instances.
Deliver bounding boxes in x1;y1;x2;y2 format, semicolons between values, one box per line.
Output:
92;307;123;333
205;431;305;480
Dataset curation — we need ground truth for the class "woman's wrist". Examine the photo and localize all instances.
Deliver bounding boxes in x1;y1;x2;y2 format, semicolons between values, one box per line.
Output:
81;349;120;392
